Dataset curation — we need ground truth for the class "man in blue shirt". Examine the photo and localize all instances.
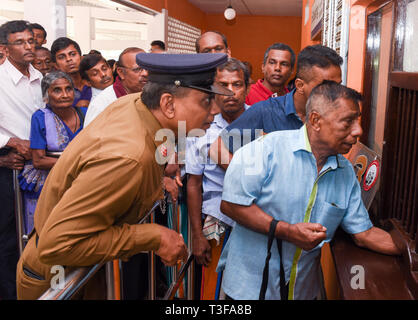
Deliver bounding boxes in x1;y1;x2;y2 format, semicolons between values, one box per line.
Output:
217;81;400;300
210;45;343;169
186;58;250;299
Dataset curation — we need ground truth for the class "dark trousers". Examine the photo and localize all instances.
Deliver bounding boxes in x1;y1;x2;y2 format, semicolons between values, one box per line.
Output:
122;205;168;300
0;166;19;300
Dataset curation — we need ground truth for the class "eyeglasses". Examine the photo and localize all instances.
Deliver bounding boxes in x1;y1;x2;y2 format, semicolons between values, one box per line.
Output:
8;38;36;47
118;65;144;73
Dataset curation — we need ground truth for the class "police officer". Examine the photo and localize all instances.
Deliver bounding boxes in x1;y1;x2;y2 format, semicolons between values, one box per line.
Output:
16;53;232;299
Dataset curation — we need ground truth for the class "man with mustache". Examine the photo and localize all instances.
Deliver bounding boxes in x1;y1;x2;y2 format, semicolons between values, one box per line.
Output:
217;81;400;300
0;20;44;300
32;46;54;76
245;43;295;105
84;47;147;126
195;31;231;57
186;58;250;299
210;45;343;169
16;52;233;300
79;53;114;101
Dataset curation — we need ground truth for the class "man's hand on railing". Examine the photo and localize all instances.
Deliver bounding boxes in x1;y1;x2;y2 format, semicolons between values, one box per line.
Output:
6;137;32;160
0;150;25;170
155;225;188;266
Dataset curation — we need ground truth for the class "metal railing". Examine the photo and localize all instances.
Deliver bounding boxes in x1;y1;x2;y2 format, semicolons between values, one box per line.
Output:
13;169;28;256
36;199;194;300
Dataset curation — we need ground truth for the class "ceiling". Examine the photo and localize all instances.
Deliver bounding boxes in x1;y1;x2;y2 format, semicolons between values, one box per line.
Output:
187;0;303;17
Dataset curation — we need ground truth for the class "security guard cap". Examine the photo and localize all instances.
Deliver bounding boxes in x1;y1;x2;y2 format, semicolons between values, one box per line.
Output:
136;53;233;96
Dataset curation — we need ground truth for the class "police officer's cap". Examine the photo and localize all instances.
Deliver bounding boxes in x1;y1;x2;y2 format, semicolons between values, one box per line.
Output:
136;53;233;96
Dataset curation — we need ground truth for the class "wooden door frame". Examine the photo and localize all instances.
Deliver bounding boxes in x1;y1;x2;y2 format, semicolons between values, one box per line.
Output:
360;0;395;145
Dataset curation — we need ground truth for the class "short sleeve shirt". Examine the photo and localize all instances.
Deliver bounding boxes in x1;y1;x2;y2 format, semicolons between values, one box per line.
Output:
217;126;373;300
30;107;87;150
73;85;92;106
245;79;289;105
185;105;250;226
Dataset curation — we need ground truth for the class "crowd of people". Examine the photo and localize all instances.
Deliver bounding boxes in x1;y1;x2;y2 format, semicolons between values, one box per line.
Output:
0;19;401;301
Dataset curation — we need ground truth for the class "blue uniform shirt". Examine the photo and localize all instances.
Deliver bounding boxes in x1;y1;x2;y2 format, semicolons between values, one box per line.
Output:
217;126;373;300
220;89;303;153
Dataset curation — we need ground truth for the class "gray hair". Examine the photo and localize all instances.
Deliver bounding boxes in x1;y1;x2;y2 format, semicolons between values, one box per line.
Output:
41;70;74;101
306;80;362;118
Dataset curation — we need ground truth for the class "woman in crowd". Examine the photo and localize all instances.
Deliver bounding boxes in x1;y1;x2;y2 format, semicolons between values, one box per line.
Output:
19;71;87;234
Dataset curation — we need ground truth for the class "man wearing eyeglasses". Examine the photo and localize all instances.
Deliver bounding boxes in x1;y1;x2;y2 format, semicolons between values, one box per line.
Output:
0;20;44;300
84;47;148;126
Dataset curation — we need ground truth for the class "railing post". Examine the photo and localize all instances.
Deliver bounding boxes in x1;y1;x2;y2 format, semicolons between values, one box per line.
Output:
187;212;194;300
171;200;179;287
105;261;115;300
13;169;27;255
148;210;156;300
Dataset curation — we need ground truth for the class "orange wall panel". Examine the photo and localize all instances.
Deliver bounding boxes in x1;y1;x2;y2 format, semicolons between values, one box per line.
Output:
301;0;321;49
205;14;302;82
131;0;165;12
132;1;302;82
165;0;207;31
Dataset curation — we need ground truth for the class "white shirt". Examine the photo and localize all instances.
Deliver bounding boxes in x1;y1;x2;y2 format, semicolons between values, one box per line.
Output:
0;58;44;148
84;85;117;127
91;87;103;101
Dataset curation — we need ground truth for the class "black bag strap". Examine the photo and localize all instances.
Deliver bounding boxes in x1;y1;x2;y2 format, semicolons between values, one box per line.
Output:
259;218;288;300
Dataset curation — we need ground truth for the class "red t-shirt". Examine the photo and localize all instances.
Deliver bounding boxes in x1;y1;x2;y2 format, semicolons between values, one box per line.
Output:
245;79;289;105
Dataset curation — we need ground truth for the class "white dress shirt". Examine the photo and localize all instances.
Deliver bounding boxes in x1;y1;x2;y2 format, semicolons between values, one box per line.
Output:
84;85;117;127
0;58;44;148
91;87;103;101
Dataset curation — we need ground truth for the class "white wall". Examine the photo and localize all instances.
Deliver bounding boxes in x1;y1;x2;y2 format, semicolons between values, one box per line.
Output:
24;0;67;49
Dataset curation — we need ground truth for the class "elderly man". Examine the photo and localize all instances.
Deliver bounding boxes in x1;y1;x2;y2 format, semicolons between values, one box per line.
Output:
210;44;343;169
0;20;43;300
186;58;250;300
196;31;231;57
217;81;400;300
32;46;53;76
84;47;147;126
16;52;232;300
79;53;114;101
245;43;295;105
